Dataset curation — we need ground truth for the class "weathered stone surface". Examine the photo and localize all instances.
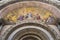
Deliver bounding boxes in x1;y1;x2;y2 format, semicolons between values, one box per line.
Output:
0;1;60;40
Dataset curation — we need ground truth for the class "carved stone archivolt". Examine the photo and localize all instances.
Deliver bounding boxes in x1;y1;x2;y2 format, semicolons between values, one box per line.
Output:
0;1;60;40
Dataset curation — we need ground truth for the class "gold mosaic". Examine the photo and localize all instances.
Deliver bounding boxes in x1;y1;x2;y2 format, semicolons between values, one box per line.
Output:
3;7;55;24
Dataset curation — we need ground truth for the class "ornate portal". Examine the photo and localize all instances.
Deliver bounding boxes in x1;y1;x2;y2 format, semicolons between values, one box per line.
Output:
0;1;60;40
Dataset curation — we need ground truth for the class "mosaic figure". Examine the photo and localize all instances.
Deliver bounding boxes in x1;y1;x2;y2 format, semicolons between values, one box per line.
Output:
18;15;24;21
25;13;32;19
47;15;55;24
36;14;41;20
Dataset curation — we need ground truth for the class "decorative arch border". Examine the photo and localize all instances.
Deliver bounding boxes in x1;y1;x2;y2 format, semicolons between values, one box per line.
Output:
0;1;60;19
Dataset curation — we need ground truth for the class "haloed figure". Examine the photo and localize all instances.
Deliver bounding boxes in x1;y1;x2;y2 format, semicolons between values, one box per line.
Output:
36;14;41;20
47;15;56;24
26;13;32;19
18;15;24;21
